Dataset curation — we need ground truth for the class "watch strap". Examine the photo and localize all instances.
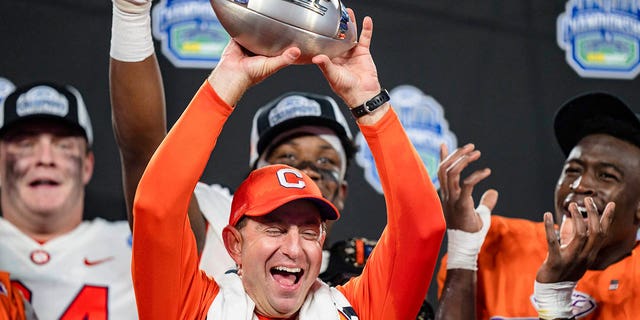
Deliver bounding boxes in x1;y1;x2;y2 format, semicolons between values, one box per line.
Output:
350;89;390;118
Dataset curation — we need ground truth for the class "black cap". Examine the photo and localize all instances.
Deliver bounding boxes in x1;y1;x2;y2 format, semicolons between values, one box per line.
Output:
249;91;356;167
0;82;93;146
554;92;640;156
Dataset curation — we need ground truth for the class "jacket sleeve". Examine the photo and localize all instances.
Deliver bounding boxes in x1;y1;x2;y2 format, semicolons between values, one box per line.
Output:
337;108;446;319
132;82;229;319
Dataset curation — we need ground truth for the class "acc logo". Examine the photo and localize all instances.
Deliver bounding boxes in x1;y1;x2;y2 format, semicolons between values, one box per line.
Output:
355;85;457;193
152;0;230;69
557;0;640;79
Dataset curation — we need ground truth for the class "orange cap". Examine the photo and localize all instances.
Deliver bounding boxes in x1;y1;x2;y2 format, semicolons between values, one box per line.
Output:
229;164;340;226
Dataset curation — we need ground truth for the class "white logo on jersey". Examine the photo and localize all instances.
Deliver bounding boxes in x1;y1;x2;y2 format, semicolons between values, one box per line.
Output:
30;249;50;265
276;168;306;189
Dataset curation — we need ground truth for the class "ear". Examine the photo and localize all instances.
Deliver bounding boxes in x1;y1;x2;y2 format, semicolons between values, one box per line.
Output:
223;225;243;265
334;180;348;211
82;151;95;185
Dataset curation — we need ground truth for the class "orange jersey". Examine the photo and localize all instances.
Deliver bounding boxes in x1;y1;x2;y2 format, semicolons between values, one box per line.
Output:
0;272;27;320
437;215;640;319
132;82;445;319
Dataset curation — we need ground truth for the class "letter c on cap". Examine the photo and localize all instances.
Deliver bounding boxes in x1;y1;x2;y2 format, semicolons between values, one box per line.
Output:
276;168;306;189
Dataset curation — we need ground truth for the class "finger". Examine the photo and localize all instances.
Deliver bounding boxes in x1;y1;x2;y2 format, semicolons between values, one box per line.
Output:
311;53;340;86
347;8;357;30
591;202;615;264
599;202;615;234
444;152;476;200
440;143;474;169
440;143;449;159
357;16;373;50
559;214;574;247
446;149;481;178
581;197;603;261
585;197;601;235
479;189;499;212
459;168;491;202
437;144;450;199
568;203;587;253
584;201;614;266
543;212;561;259
444;147;480;202
264;47;301;72
439;145;469;196
570;202;586;236
438;144;474;198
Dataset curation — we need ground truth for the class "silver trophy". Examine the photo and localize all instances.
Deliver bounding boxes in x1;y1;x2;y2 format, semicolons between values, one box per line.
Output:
210;0;357;63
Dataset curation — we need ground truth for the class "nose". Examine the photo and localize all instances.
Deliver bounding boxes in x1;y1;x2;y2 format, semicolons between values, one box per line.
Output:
280;229;302;259
569;175;594;195
35;140;55;166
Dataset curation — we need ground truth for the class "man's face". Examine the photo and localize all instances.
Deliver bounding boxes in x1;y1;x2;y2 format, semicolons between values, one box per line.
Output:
0;119;93;220
234;200;325;318
555;134;640;263
263;134;347;211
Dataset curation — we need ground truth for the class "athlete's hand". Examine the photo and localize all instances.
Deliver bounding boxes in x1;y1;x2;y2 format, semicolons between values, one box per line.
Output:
312;11;382;113
207;39;301;106
437;143;497;232
536;197;614;283
113;0;150;14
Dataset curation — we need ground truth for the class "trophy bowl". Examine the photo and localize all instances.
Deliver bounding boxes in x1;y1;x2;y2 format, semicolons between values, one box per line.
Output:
210;0;357;63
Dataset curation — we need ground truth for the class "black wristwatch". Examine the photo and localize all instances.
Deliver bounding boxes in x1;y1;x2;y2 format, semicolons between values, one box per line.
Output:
350;89;390;118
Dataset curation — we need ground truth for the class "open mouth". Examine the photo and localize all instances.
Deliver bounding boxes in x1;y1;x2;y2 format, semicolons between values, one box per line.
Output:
29;179;59;187
271;266;304;286
576;206;588;218
571;204;600;219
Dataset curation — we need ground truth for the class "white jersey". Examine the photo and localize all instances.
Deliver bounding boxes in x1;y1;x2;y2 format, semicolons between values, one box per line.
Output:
194;182;236;278
0;217;137;320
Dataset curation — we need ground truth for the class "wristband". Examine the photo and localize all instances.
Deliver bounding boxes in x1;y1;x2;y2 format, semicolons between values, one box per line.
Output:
350;89;390;118
446;204;491;270
533;280;576;320
110;1;154;62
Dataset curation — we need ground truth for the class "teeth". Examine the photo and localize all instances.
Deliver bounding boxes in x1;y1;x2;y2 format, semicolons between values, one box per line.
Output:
576;206;587;214
274;266;301;273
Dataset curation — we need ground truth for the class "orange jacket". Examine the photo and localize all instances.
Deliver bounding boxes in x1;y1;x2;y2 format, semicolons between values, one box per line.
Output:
133;82;445;319
438;215;640;319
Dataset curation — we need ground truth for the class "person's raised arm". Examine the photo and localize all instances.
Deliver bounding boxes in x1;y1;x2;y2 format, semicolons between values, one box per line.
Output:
108;0;208;250
435;144;497;320
313;12;446;318
131;39;300;319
